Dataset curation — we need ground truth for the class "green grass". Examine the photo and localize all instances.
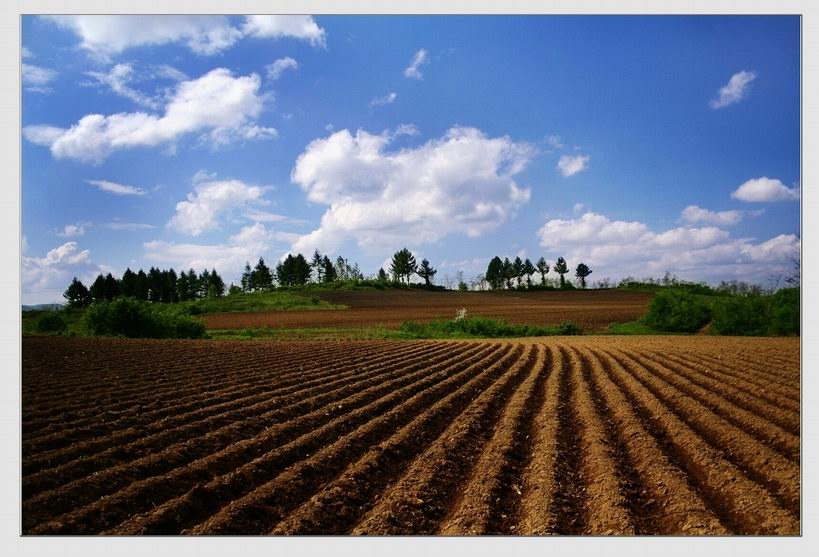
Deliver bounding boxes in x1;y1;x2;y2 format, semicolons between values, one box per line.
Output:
183;290;345;315
394;315;581;339
604;321;679;335
22;309;86;336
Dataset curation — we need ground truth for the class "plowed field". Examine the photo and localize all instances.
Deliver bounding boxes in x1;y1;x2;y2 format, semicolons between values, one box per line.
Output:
22;335;800;535
202;289;652;331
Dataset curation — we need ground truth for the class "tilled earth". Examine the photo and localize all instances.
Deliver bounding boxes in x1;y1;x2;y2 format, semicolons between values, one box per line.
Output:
22;335;800;535
202;289;653;332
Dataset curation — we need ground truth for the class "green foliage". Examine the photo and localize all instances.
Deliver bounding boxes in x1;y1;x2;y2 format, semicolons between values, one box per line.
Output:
711;288;799;336
390;247;418;284
63;277;91;308
276;253;312;286
486;256;505;290
554;257;569;288
83;298;206;339
398;315;581;339
575;262;592;288
417;258;437;286
33;311;67;334
642;289;711;333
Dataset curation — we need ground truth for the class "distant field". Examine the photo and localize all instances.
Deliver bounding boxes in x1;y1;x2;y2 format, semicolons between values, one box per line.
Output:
22;335;799;535
203;289;653;332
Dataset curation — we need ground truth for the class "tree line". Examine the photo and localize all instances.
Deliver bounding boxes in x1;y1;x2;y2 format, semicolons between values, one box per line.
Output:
485;256;592;289
62;247;594;308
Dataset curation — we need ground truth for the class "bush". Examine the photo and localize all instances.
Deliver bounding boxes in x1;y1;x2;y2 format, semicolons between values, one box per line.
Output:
34;311;67;334
398;315;581;338
84;298;206;339
711;295;769;336
769;288;799;335
642;289;710;333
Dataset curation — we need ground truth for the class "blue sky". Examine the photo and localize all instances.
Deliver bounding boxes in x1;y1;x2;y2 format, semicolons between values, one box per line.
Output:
21;15;800;303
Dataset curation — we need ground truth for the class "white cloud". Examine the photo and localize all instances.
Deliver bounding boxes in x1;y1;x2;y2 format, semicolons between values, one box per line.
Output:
680;205;744;226
57;224;87;237
104;221;155;230
43;15;243;59
731;177;799;202
370;91;397;107
537;210;799;283
22;63;57;92
394;123;420;137
85;63;187;109
22;242;109;304
266;56;299;80
169;177;267;236
291;126;534;254
710;70;758;109
242;15;327;48
404;48;428;79
86;179;146;196
245;209;306;225
573;202;586;214
22;46;33;59
557;154;590;177
24;68;272;163
144;223;296;277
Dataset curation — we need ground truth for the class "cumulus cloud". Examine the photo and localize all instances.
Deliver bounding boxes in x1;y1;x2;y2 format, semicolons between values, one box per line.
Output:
22;46;33;59
43;15;328;60
710;70;757;109
86;179;145;196
22;63;57;92
168;176;267;236
57;224;87;237
85;63;187;109
242;15;326;48
404;48;428;79
557;154;590;177
370;91;397;107
394;123;420;137
22;241;109;304
24;68;272;163
537;210;799;283
731;177;799;202
291;126;534;254
546;135;564;149
144;223;296;276
266;56;299;80
680;205;745;226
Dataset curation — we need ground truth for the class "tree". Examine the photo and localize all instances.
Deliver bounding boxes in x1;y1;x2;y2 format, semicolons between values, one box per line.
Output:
63;277;91;308
228;283;242;295
322;255;337;282
523;258;536;288
554;257;569;288
240;262;253;292
485;256;504;290
198;269;211;299
276;254;312;287
512;257;524;288
90;274;106;303
147;267;163;302
502;258;513;289
575;263;592;288
103;273;120;300
390;247;417;284
536;257;549;286
208;268;225;297
135;269;149;300
311;249;324;283
417;258;437;286
377;268;389;283
186;269;198;299
252;257;274;290
120;268;137;298
177;271;192;301
162;269;178;303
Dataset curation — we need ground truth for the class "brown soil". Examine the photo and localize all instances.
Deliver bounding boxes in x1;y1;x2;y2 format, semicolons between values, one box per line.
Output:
202;289;653;332
22;335;800;535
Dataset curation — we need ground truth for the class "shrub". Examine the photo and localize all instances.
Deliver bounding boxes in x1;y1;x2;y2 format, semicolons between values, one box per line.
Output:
84;298;206;339
711;295;769;336
769;288;799;335
642;289;710;332
34;311;67;334
398;315;581;338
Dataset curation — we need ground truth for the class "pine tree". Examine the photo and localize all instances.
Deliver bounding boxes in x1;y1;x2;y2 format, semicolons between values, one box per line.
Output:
485;256;504;290
512;257;524;288
103;273;120;300
147;267;163;302
377;268;389;283
311;249;324;283
120;268;137;298
417;258;437;286
390;247;417;284
63;277;91;308
252;258;273;290
90;274;106;302
502;258;513;289
523;258;536;288
241;262;253;292
554;257;569;288
322;255;337;282
186;269;198;298
536;257;549;286
575;263;592;289
135;269;149;300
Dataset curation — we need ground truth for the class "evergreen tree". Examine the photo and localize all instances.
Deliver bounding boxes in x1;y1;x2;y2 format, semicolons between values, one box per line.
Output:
228;283;242;296
252;258;274;290
186;269;198;299
536;257;549;286
120;268;137;298
575;263;593;289
390;247;417;284
512;257;524;288
377;268;389;283
417;258;437;286
311;249;324;283
90;274;106;302
240;261;253;292
177;271;191;301
523;258;536;288
63;277;91;308
209;268;225;297
198;269;211;298
147;267;163;302
502;257;513;289
322;255;337;282
485;256;504;290
135;269;149;300
277;254;312;286
103;272;120;300
163;269;178;303
554;257;569;288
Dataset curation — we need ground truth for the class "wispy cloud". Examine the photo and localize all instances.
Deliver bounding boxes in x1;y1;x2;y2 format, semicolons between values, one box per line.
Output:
710;70;757;109
86;179;146;196
557;154;590;177
370;91;397;107
404;48;428;79
266;56;299;80
22;63;57;93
